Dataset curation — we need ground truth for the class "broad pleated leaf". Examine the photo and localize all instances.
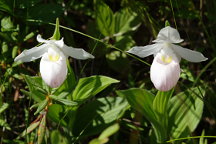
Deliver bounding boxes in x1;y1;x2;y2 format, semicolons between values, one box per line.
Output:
72;97;128;137
168;87;205;139
72;75;119;102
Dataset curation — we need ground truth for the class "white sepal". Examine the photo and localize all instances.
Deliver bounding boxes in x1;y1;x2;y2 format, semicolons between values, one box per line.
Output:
153;26;183;43
62;45;94;59
150;53;180;91
14;44;48;62
127;44;162;58
40;53;68;88
171;44;208;62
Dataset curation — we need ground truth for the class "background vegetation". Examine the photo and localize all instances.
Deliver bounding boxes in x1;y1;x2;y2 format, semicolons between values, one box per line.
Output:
0;0;215;143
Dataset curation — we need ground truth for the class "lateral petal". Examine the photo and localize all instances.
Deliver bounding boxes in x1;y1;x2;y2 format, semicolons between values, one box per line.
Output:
62;45;94;59
14;44;48;62
171;44;208;62
127;44;162;58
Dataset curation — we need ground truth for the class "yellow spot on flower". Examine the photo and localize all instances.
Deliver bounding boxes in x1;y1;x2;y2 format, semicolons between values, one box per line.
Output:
48;54;60;61
161;55;172;64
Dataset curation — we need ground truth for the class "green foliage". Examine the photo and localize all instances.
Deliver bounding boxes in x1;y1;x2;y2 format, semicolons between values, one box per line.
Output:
72;97;128;137
168;87;205;139
72;75;119;102
89;123;120;144
117;87;205;143
0;0;214;143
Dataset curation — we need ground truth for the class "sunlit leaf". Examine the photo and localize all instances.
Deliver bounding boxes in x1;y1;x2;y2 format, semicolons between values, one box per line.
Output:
95;1;115;36
168;87;205;139
72;75;119;102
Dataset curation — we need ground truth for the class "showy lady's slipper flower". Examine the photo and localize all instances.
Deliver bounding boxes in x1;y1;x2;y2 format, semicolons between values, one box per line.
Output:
15;35;94;88
127;26;207;91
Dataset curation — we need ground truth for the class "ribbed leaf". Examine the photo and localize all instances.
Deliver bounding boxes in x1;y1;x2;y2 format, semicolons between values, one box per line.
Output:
37;114;46;144
72;75;119;102
95;1;115;36
152;90;174;142
20;121;40;137
49;95;78;106
168;87;205;139
72;97;128;137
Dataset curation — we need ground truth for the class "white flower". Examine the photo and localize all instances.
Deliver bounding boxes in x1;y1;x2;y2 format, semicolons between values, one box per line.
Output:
15;35;94;88
127;26;207;91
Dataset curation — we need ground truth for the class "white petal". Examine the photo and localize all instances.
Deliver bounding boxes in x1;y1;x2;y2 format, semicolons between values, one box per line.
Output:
62;45;94;59
37;35;49;43
37;34;64;48
14;44;48;62
150;53;180;91
40;54;67;88
127;44;162;58
54;38;64;48
171;44;208;62
153;26;183;43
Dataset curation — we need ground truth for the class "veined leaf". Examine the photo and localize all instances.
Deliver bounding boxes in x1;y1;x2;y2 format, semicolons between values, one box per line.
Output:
114;9;140;34
34;99;48;115
152;89;174;143
72;75;119;102
72;97;128;137
168;87;205;139
0;103;9;114
95;1;115;36
49;95;78;106
20;121;40;137
37;114;46;144
89;123;119;144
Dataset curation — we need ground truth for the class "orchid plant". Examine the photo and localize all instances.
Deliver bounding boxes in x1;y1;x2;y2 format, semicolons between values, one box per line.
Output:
15;35;94;88
127;26;208;91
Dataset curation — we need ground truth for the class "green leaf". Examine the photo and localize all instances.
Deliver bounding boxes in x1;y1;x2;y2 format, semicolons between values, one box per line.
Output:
34;99;48;115
72;97;128;137
72;75;119;102
47;104;67;127
38;114;46;144
168;87;205;139
51;18;61;40
116;88;163;143
0;119;11;130
12;46;18;58
98;123;119;140
50;130;69;144
152;90;174;142
0;0;12;13
95;1;115;36
116;88;156;122
24;75;48;93
114;9;140;34
20;121;40;137
1;17;15;32
0;103;9;114
24;75;48;102
49;95;78;106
